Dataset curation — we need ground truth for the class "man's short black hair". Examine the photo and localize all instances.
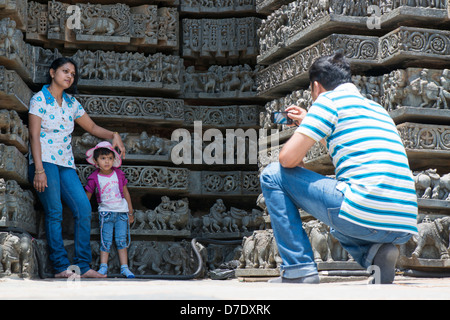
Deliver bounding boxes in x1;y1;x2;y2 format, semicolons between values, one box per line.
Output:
93;147;115;161
309;52;352;90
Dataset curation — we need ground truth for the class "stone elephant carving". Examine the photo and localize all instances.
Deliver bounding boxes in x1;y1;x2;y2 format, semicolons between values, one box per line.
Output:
239;230;281;269
409;216;450;260
304;220;333;263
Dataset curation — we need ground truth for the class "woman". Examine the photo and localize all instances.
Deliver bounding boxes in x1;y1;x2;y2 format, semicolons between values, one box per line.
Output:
28;57;126;278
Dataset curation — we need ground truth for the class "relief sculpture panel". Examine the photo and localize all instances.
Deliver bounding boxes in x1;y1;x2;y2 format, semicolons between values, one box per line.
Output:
27;2;179;50
182;18;260;65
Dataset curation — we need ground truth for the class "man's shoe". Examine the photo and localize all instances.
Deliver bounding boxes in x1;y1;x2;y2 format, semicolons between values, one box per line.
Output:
370;243;399;284
268;274;319;284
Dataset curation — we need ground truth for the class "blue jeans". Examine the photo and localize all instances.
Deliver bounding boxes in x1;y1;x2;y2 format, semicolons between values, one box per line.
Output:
29;162;92;274
260;162;411;279
99;212;130;252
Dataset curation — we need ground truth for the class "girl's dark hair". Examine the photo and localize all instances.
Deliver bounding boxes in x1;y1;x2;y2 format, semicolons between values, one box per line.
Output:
93;148;115;161
309;52;352;90
47;57;79;95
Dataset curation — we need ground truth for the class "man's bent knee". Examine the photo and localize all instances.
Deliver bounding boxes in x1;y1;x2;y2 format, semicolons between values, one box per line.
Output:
260;162;282;189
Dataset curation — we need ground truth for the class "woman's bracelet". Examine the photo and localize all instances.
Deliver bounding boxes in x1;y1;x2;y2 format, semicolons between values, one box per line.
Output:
35;169;45;175
112;131;119;138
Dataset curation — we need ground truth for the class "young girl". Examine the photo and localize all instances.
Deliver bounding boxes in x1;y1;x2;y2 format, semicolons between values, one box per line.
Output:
85;141;135;278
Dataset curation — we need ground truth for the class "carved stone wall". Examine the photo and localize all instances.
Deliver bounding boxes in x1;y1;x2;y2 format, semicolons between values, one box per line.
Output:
255;0;450;278
4;0;449;280
0;1;264;279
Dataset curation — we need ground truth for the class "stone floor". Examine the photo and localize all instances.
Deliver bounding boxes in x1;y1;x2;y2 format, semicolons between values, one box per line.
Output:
1;275;449;300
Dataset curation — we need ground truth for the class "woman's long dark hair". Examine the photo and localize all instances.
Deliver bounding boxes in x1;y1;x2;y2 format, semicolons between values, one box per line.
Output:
47;57;79;95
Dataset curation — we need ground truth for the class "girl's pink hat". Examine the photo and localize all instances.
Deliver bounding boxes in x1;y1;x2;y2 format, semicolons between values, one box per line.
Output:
86;141;122;168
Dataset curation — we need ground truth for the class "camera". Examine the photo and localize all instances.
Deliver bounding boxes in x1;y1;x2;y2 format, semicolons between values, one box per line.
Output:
270;111;293;125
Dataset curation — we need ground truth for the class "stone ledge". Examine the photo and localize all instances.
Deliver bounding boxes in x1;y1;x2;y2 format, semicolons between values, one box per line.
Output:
258;5;449;65
257;27;450;99
27;2;179;51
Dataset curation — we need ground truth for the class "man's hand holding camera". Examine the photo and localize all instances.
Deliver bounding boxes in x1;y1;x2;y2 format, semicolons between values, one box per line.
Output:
284;105;307;126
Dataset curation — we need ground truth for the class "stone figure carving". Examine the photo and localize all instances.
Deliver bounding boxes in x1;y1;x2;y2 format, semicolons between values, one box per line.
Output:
0;233;20;275
72;50;182;88
238;219;356;271
72;132;177;160
133;132;177;156
78;4;124;36
183;64;261;97
0;144;28;184
0;110;28;144
414;169;450;201
304;220;333;263
0;232;33;277
382;68;450;110
401;216;450;260
162;242;190;275
127;240;195;275
183;18;259;63
239;230;281;269
410;69;450;109
148;196;191;231
0;18;22;57
193;199;265;234
381;69;408;111
258;0;447;58
0;180;35;231
128;241;164;275
27;2;178;49
133;197;191;232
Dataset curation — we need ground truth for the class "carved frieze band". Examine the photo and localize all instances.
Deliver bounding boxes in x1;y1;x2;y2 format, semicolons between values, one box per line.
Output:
77;164;190;191
27;2;178;50
183;64;262;99
0;109;29;153
76;164;259;196
126;196;264;237
76;95;184;123
257;33;378;98
398;122;450;152
182;18;260;64
258;0;449;63
380;27;450;60
180;0;255;14
0;144;28;185
71;50;182;92
0;66;32;113
184;105;262;128
0;17;184;93
72;94;261;128
0;179;36;234
72;132;177;164
257;27;450;98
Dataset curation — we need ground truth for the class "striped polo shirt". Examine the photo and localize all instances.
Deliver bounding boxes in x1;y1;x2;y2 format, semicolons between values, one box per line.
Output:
296;83;418;234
